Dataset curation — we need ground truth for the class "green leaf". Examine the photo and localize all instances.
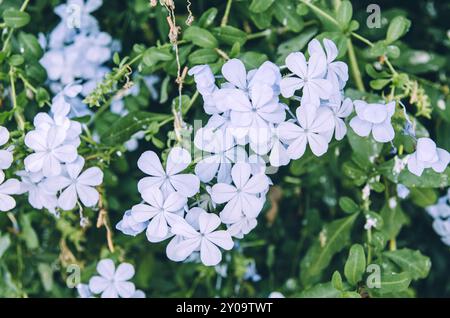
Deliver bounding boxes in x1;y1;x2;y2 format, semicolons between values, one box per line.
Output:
344;244;366;286
250;0;275;13
0;234;11;258
384;249;431;280
300;213;359;286
297;282;341;298
212;26;247;46
36;87;50;107
188;48;218;65
38;263;54;292
347;128;383;163
8;55;24;66
339;197;359;214
386;16;411;44
19;214;39;250
273;0;304;32
3;8;30;28
380;159;450;188
101;111;172;146
331;271;344;291
276;27;318;64
336;1;353;27
183;26;218;48
380;202;407;240
410;188;437;207
371;272;411;295
198;7;218;28
239;52;268;69
142;47;173;67
18;32;43;60
369;78;391;90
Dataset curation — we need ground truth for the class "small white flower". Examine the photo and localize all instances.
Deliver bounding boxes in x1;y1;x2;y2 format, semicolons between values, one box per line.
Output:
116;210;148;237
269;291;285;298
308;38;349;92
188;65;218;115
0;174;20;212
131;187;187;241
349;100;396;143
194;127;246;183
407;138;450;176
24;126;78;177
137;147;200;197
171;211;234;266
44;156;103;210
322;95;353;141
396;184;410;199
220;59;281;93
16;170;58;213
213;83;286;138
226;214;257;239
364;217;377;230
211;162;269;223
280;52;332;104
0;126;13;179
89;259;136;298
278;104;335;159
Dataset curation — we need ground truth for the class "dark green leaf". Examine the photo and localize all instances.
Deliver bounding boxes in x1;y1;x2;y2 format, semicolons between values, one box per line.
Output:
339;197;359;214
18;32;43;60
188;48;218;65
3;8;30;28
101;111;172;146
344;244;366;286
300;213;359;286
212;26;247;46
384;249;431;280
386;16;411;43
249;0;275;13
336;1;353;27
183;26;218;48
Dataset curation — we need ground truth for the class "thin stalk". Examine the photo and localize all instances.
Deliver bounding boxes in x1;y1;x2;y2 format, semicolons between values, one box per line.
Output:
10;70;25;131
347;38;365;92
221;0;233;27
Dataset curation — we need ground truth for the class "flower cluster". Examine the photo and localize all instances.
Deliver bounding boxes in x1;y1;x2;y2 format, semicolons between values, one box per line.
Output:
426;189;450;246
77;259;145;298
0;127;20;212
117;37;450;267
20;86;103;215
40;0;117;98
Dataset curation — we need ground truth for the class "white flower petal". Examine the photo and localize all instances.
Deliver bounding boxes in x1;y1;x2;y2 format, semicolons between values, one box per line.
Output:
221;58;247;89
169;174;200;197
198;212;221;234
96;259;115;280
58;184;78;210
206;231;234;250
76;184;99;207
231;162;251;189
349;117;371;137
372;121;395;143
200;238;222;266
137;151;165;177
166;147;191;175
114;263;135;282
89;276;110;294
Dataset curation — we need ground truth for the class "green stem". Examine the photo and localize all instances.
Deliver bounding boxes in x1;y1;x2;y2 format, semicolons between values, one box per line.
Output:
10;69;25;131
247;29;272;40
367;228;373;264
2;0;31;52
347;38;365;92
299;0;340;27
221;0;233;27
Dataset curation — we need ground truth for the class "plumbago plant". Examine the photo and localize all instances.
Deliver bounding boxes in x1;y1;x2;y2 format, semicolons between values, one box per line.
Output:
0;0;449;298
